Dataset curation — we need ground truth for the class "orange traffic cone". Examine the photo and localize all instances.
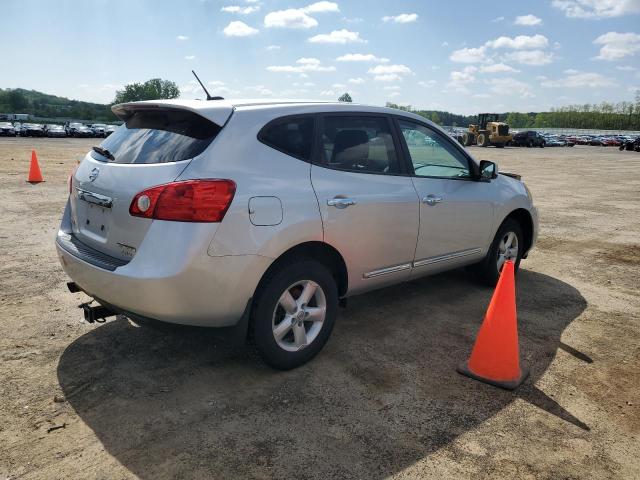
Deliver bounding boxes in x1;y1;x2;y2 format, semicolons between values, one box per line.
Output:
457;260;529;390
27;150;44;183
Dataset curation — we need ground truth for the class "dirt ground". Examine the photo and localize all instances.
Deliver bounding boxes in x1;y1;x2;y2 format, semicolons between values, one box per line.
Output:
0;137;638;480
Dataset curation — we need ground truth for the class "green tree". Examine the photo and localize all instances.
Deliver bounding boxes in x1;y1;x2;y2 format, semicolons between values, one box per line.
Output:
429;112;441;125
338;92;352;102
6;89;29;111
113;78;180;104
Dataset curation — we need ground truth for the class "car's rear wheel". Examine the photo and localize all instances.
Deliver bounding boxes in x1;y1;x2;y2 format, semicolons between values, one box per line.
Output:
477;218;523;285
252;259;338;370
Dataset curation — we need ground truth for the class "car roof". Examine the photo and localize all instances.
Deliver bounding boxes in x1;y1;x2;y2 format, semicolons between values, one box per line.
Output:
112;98;432;127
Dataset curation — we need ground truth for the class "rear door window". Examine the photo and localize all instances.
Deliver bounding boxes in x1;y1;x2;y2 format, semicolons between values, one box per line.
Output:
258;116;315;161
319;115;401;174
90;109;221;164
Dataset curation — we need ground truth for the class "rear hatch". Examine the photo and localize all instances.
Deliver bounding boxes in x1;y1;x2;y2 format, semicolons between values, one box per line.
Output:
69;103;232;261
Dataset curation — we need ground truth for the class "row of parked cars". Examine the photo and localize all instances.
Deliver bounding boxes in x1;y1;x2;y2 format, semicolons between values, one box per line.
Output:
511;131;639;148
0;121;117;138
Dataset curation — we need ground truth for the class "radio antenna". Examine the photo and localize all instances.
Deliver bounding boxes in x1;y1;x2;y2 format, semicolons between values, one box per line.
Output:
191;70;224;100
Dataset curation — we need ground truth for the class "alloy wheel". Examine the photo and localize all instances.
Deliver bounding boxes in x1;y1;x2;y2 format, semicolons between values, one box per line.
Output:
272;280;326;352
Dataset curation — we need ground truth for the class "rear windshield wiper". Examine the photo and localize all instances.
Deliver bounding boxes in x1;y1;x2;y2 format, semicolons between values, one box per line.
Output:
92;146;115;161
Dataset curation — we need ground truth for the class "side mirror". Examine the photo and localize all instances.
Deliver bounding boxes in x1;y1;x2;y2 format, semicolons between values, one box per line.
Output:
479;160;497;180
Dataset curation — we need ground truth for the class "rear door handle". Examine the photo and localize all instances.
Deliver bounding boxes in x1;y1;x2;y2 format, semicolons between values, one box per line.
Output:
422;194;443;206
327;197;357;209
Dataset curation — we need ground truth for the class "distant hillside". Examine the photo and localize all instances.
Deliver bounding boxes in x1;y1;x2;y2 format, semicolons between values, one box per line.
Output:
0;88;116;122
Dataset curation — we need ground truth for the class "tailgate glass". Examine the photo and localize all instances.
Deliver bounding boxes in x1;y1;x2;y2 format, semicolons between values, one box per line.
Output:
90;109;221;164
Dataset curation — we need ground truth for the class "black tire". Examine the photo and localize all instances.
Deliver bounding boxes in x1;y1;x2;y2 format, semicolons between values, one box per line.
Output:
540;141;545;148
252;258;338;370
495;143;505;148
476;218;524;286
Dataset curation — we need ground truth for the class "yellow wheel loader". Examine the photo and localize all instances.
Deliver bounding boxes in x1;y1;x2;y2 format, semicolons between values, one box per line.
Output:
462;113;512;148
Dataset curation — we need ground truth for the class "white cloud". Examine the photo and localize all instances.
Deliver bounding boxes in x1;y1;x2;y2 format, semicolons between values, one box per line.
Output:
368;64;412;75
320;90;336;96
383;85;401;91
485;34;549;50
245;85;273;96
221;5;260;14
388;91;401;98
552;0;640;18
266;45;281;50
208;80;225;87
450;46;487;63
382;13;418;23
332;83;346;88
185;55;196;60
505;50;554;65
373;74;402;82
176;35;188;41
514;14;542;26
267;57;336;73
336;53;389;62
308;29;365;44
264;9;318;28
617;65;637;71
264;2;338;29
418;80;437;87
492;16;505;22
564;68;580;74
593;32;640;60
479;63;520;73
348;77;365;84
442;41;449;47
486;77;536;98
302;1;339;13
445;66;477;94
541;71;616;88
223;21;259;37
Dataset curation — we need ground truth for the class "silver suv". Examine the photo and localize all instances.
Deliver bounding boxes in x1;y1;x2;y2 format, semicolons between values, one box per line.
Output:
57;99;538;369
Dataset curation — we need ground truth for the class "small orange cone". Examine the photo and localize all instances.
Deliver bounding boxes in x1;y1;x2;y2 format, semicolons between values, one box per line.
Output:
27;150;44;183
458;260;529;390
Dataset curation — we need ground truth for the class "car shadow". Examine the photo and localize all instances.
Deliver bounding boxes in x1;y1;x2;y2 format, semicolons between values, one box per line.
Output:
57;269;587;479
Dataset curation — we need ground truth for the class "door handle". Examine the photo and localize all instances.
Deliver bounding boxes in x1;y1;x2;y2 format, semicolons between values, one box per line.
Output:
422;194;443;206
327;197;357;209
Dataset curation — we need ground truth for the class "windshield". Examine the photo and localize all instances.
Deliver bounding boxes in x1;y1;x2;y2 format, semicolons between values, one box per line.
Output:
90;108;221;164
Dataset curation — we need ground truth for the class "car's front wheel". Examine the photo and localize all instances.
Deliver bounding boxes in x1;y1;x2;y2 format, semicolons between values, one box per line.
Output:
252;259;338;370
477;218;523;285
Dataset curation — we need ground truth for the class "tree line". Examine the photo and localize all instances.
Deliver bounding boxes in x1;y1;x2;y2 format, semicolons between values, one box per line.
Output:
3;82;640;130
386;92;640;131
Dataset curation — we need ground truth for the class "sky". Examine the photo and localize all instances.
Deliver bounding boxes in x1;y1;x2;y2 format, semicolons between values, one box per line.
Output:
1;0;639;114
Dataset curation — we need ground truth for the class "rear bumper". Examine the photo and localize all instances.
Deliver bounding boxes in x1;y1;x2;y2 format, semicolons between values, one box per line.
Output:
56;228;272;328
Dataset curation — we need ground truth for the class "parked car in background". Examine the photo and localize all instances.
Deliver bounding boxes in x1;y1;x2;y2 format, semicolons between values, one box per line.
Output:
601;137;621;147
46;125;67;138
0;121;17;136
57;99;538;369
512;130;545;148
541;135;563;147
72;125;94;137
90;124;107;137
65;122;85;136
23;123;45;137
104;125;117;137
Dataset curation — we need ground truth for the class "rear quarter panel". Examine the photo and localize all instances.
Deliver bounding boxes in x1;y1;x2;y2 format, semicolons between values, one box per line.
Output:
176;108;323;259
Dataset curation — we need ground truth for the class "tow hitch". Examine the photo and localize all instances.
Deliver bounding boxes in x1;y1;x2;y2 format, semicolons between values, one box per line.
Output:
79;301;116;323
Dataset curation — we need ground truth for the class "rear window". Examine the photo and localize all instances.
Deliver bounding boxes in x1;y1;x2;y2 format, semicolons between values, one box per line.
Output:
259;116;315;161
90;109;221;164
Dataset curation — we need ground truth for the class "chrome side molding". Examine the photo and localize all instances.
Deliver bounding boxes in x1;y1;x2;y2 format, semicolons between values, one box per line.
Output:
413;248;482;268
363;263;412;279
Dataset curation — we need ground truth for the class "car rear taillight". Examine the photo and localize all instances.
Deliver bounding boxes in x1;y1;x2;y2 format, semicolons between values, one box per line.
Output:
129;179;236;222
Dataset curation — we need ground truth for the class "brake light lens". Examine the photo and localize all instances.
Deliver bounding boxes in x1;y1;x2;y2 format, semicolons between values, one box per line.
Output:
129;179;236;222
